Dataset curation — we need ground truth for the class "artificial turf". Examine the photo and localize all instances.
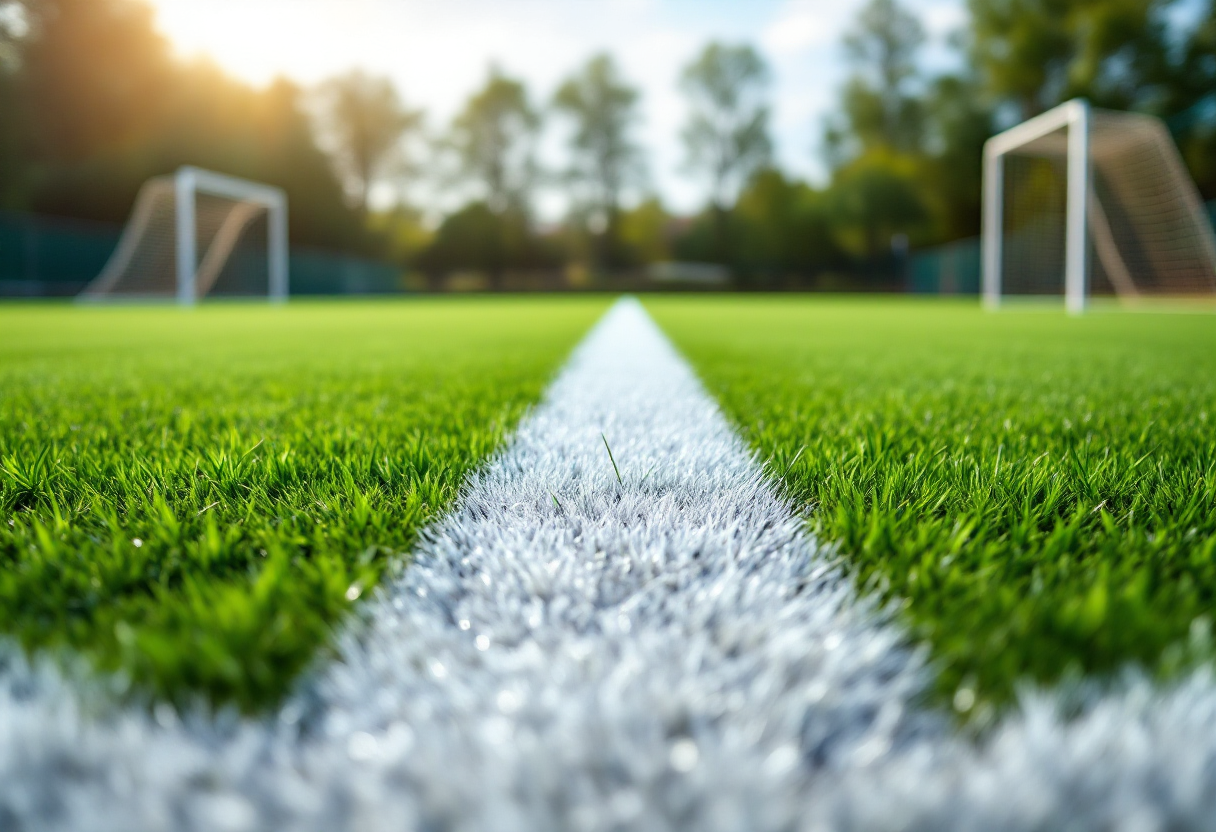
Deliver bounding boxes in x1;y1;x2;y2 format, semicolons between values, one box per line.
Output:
650;296;1216;716
0;297;606;712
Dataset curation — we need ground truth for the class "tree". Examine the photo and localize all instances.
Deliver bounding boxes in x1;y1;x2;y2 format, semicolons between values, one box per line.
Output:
1155;1;1216;197
617;196;671;265
731;169;843;288
446;67;540;290
3;0;369;251
419;201;506;279
450;67;539;215
553;53;645;269
17;0;174;164
0;1;24;207
1169;0;1216;108
829;149;928;270
418;200;555;288
316;70;422;214
368;204;432;267
921;73;995;239
679;42;771;264
832;0;927;157
967;0;1174;119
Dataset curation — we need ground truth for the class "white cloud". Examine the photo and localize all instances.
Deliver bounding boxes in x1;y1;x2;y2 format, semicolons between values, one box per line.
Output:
922;1;967;36
763;1;855;56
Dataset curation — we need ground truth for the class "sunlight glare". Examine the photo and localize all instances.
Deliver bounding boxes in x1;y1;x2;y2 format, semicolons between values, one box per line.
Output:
149;0;369;85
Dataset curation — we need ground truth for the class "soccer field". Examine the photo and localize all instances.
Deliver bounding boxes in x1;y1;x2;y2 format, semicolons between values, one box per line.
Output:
6;296;1216;713
0;298;608;710
650;296;1216;714
5;295;1216;828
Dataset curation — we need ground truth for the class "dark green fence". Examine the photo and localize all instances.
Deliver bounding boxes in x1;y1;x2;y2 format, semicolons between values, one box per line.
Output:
289;248;405;295
0;210;406;297
0;211;121;296
910;199;1216;295
909;236;981;295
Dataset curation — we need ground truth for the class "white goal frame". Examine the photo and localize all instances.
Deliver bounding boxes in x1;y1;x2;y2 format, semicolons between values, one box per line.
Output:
84;166;289;304
174;167;289;304
982;99;1216;313
982;99;1091;314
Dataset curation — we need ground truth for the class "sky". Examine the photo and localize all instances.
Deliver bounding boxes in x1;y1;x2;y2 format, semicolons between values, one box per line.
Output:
146;0;967;217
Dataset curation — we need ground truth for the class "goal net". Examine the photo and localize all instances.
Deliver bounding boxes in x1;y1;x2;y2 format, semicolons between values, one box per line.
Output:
982;99;1216;312
80;167;288;304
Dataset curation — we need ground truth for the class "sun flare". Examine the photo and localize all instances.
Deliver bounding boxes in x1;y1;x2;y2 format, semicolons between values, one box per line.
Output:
148;0;365;84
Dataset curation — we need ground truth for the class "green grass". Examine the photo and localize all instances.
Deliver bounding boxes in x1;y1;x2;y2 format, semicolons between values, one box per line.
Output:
650;296;1216;716
0;297;606;712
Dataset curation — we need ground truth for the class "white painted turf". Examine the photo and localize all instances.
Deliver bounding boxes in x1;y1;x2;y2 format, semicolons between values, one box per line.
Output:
4;298;1216;830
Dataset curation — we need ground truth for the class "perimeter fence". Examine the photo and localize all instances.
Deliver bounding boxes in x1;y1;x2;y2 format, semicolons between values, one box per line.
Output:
8;202;1216;299
0;210;406;298
909;200;1216;296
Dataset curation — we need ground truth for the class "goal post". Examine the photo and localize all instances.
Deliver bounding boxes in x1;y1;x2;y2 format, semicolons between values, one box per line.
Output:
80;166;289;304
982;99;1216;312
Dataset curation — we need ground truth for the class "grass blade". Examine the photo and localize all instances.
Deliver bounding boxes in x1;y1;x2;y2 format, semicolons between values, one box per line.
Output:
601;433;623;485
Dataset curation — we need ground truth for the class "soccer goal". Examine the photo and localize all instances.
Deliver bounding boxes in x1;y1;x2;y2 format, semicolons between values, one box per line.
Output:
982;99;1216;312
80;166;288;304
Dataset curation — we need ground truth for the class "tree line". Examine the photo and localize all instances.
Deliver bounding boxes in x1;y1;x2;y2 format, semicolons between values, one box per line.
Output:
2;0;1216;289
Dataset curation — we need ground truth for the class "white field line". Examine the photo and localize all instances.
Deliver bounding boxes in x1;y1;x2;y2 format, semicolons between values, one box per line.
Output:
4;298;1216;831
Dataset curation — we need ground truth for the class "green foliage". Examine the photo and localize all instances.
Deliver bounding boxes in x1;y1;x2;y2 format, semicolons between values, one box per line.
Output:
18;0;171;164
819;0;1216;252
617;197;673;265
1168;3;1216;199
967;0;1174;118
429;70;548;286
674;171;844;286
829;150;929;261
820;0;976;261
679;43;771;214
368;205;434;268
6;0;1215;280
0;298;606;711
919;75;996;240
729;170;844;286
7;0;367;251
314;69;423;214
553;53;643;209
652;296;1216;715
418;201;559;287
449;68;540;215
832;0;927;158
554;54;645;269
0;13;21;210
